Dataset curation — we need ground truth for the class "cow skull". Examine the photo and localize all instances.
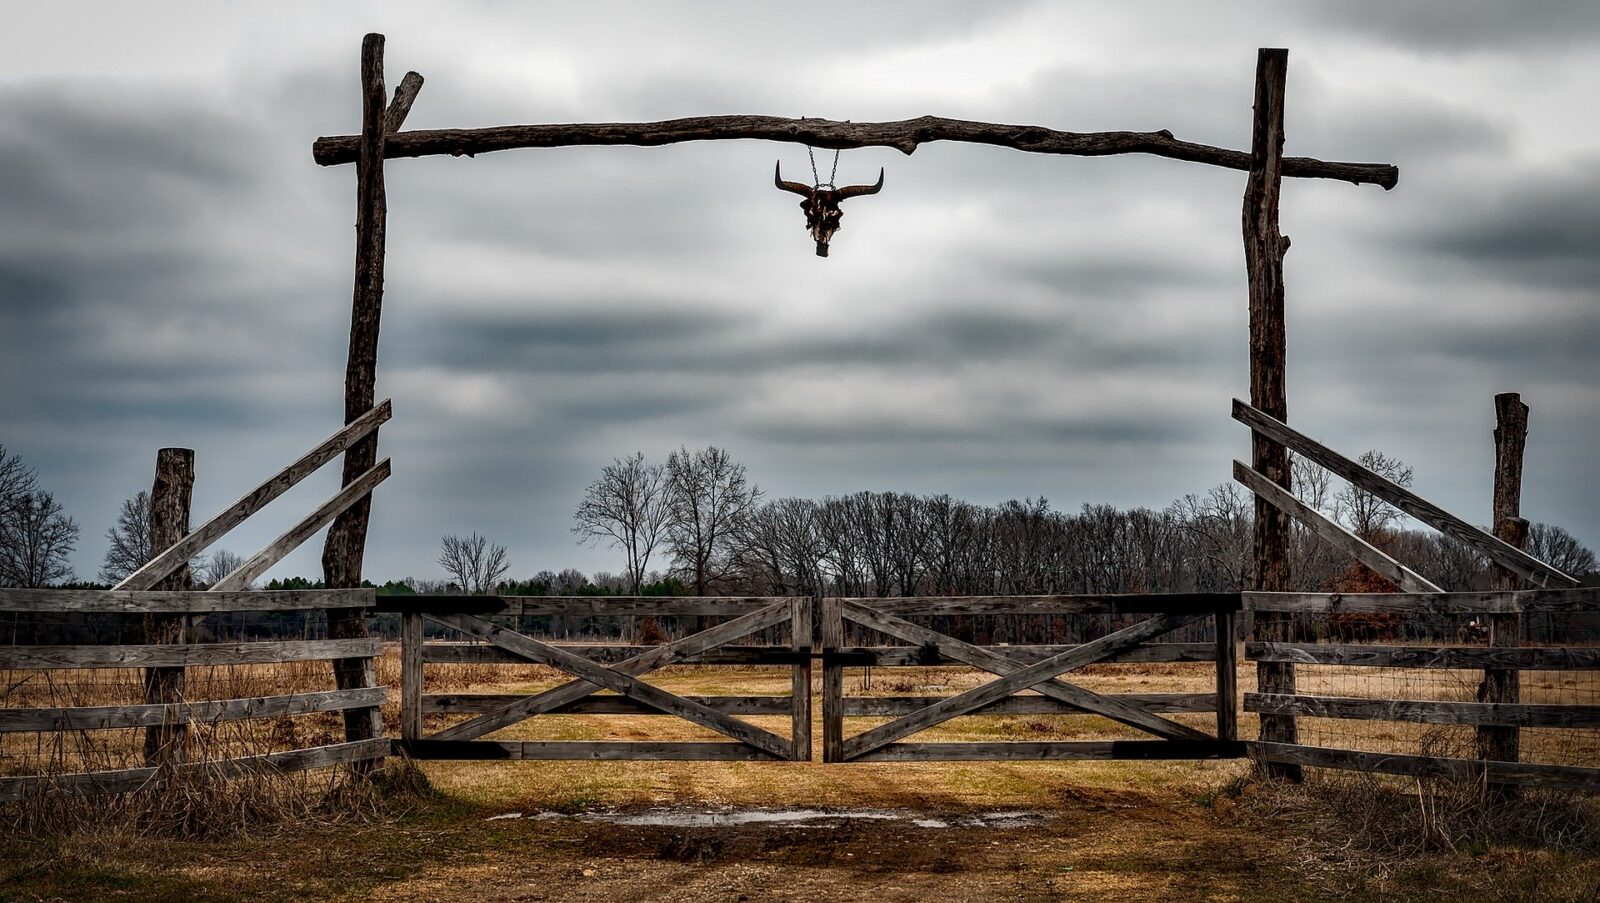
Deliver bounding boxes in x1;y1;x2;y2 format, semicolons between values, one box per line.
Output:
774;162;884;257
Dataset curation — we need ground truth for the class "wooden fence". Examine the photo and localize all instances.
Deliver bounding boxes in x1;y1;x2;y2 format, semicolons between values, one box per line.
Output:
1243;589;1600;791
386;595;812;761
0;588;387;800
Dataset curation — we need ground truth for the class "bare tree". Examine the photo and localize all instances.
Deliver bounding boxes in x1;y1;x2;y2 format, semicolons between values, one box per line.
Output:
99;491;153;583
0;446;37;506
0;490;79;587
572;452;671;594
1527;523;1597;578
664;446;762;595
202;548;247;588
1337;450;1414;540
438;532;510;594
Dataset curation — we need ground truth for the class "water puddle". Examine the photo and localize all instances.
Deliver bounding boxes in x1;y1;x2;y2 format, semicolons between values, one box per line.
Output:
488;807;1051;829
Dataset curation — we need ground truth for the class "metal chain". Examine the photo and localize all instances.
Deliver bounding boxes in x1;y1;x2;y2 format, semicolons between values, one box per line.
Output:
807;145;841;189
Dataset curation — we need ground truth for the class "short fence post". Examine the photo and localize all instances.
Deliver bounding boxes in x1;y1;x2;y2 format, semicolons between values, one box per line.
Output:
791;597;813;761
400;610;424;741
1214;605;1239;743
820;597;844;763
1480;393;1528;779
143;447;194;766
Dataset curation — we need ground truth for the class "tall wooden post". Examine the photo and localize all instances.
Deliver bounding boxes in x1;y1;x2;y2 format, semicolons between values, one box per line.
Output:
1243;48;1298;778
143;447;194;765
321;32;390;747
820;596;844;763
1480;393;1528;776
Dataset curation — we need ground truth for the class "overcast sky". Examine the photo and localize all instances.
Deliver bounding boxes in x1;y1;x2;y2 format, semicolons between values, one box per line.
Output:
2;2;1597;585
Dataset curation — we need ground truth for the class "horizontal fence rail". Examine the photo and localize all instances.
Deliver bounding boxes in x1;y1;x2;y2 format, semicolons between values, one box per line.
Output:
0;589;386;799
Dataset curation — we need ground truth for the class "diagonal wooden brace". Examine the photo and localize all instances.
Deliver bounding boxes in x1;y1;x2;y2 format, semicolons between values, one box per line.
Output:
840;606;1213;759
427;601;791;742
426;611;792;758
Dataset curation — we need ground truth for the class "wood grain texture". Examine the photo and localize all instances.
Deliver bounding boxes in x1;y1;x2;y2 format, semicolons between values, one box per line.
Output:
111;401;391;592
384;71;423;132
0;688;388;732
853;741;1247;762
821;597;844;763
419;643;804;666
1245;693;1600;728
833;642;1218;667
376;595;802;615
1235;460;1443;593
311;114;1398;188
840;608;1213;758
1232;399;1578;589
842;694;1218;716
1247;642;1600;669
1215;609;1239;742
1253;741;1600;789
0;587;374;613
424;602;791;742
397;740;778;761
422;694;796;716
400;611;424;740
791;597;813;761
1482;392;1530;770
424;612;792;758
0;738;390;801
212;459;391;592
839;594;1240;615
0;637;381;670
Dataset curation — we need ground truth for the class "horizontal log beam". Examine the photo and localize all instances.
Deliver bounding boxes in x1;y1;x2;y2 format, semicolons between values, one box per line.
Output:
1247;642;1600;670
1253;741;1600;790
1245;692;1600;728
852;740;1248;762
311;115;1398;188
114;400;392;591
1232;399;1578;589
0;588;373;613
0;737;390;801
396;740;778;761
0;687;388;732
1234;460;1442;593
0;637;381;670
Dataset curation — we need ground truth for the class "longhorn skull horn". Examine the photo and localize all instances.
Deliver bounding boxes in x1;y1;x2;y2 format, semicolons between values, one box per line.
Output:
774;161;813;196
835;168;885;198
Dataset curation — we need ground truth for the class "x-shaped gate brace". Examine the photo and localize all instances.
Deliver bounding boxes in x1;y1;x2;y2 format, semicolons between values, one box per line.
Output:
824;601;1243;762
399;599;809;761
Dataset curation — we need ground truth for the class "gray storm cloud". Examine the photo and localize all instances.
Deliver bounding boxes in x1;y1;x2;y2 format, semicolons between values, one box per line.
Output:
1;2;1596;582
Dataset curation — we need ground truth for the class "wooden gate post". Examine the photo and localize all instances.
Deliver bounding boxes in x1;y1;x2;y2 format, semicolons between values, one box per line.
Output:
320;33;393;751
1243;48;1299;778
1480;393;1528;776
820;597;844;763
144;447;194;765
791;597;814;761
1215;606;1239;743
400;611;424;741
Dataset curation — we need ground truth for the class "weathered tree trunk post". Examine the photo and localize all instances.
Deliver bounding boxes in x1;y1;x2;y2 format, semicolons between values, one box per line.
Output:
1480;393;1527;784
1243;48;1299;779
320;33;392;750
143;447;194;765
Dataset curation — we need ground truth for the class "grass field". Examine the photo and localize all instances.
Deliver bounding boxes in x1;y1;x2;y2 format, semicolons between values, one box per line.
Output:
3;653;1600;901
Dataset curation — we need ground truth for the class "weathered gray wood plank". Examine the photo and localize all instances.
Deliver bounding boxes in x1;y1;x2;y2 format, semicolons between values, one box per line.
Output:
211;459;391;592
422;694;796;716
0;637;381;670
1247;642;1600;669
0;687;388;732
1253;741;1600;790
1235;460;1442;593
840;594;1239;615
400;611;424;740
821;597;844;763
840;608;1213;758
854;741;1247;762
791;597;813;762
425;602;791;742
377;595;799;615
842;694;1218;716
424;612;792;758
841;603;1215;748
1245;693;1600;728
837;642;1218;666
0;737;390;801
0;588;374;614
397;740;778;761
419;643;801;666
111;400;392;592
1232;399;1578;589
